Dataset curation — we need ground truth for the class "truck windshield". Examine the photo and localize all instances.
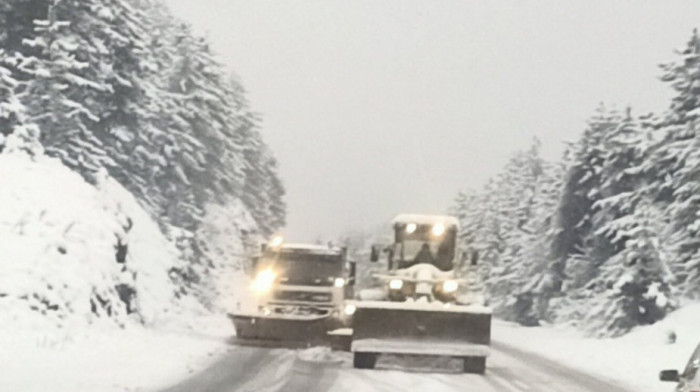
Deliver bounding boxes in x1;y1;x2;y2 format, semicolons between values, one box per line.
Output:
258;252;342;286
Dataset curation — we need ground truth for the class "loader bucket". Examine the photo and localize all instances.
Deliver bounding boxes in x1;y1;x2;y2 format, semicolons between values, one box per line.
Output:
350;301;491;359
229;312;338;348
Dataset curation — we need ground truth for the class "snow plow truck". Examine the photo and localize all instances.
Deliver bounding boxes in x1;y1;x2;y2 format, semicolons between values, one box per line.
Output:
229;238;355;347
347;214;491;373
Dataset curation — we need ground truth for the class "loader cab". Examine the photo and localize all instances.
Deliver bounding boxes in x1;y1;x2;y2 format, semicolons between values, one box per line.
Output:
372;214;461;272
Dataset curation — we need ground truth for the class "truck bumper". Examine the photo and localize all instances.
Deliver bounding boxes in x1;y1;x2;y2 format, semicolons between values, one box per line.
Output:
228;311;340;348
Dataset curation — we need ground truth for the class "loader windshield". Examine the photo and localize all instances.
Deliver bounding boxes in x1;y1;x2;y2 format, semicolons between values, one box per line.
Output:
258;251;342;286
394;225;456;271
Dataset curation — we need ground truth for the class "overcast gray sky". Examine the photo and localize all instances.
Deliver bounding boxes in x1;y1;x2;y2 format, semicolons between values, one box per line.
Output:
165;0;700;242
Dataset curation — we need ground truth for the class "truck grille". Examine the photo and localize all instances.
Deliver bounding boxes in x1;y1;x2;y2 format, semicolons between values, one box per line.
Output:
273;291;332;303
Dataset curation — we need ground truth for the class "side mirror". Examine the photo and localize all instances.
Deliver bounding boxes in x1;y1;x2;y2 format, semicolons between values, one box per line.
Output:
461;250;479;266
370;245;380;262
348;261;356;285
471;250;479;266
659;369;680;382
251;257;259;275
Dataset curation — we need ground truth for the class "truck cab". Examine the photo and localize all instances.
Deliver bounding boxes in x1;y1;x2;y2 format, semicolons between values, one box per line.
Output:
251;242;355;315
230;238;356;347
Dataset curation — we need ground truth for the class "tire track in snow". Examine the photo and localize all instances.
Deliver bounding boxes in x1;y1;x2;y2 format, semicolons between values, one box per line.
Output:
491;340;633;392
161;346;295;392
162;338;637;392
279;357;341;392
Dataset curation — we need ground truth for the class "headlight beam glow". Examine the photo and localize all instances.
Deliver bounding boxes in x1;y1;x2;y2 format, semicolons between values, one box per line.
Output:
344;303;357;315
432;223;446;237
252;269;276;293
442;279;459;293
269;235;284;248
389;279;404;290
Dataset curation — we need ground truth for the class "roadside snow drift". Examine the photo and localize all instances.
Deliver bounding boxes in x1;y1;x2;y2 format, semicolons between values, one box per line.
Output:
497;302;700;392
0;133;238;392
0;135;186;334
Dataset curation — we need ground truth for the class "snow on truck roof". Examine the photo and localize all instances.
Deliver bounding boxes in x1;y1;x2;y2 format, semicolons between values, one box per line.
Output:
278;243;343;255
392;214;460;228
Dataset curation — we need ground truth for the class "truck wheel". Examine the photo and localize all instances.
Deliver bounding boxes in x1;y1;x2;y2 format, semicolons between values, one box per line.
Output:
353;353;378;369
463;356;486;374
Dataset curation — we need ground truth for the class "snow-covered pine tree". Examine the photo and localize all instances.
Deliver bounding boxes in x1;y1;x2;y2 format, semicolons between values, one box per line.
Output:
141;16;246;298
155;19;244;219
489;142;544;311
16;0;113;175
453;139;559;324
579;109;674;335
650;30;700;299
147;11;285;238
659;29;700;127
583;198;672;336
234;105;287;236
551;105;618;293
587;108;639;269
452;190;486;254
664;136;700;298
0;51;43;157
0;0;44;55
515;154;568;325
0;51;22;144
452;182;503;286
90;0;174;215
1;0;287;315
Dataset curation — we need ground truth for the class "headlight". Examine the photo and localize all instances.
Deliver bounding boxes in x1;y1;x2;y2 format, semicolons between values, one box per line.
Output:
269;235;284;248
442;279;458;293
252;269;276;293
344;303;357;315
334;277;346;288
389;279;404;290
405;223;417;234
432;223;446;237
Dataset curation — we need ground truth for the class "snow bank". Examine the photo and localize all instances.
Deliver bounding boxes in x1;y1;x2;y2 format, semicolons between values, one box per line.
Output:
496;302;700;392
0;133;238;391
0;139;189;333
298;347;344;364
0;315;231;392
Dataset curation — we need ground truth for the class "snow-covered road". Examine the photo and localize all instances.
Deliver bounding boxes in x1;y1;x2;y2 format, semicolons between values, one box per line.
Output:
161;339;633;392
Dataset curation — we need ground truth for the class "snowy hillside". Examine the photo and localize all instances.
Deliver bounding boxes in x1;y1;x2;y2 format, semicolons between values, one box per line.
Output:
0;131;243;391
0;0;287;387
0;132;197;332
0;0;285;327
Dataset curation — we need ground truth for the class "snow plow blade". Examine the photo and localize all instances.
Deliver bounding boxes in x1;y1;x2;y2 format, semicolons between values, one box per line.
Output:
350;302;491;372
228;312;337;348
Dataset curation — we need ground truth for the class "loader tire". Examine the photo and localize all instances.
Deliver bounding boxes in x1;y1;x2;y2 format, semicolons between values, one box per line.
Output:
463;356;486;374
353;353;378;369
